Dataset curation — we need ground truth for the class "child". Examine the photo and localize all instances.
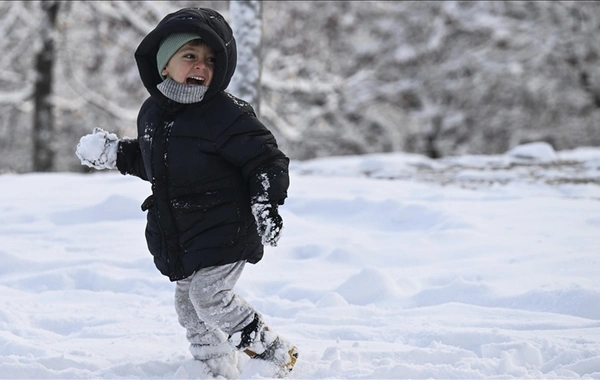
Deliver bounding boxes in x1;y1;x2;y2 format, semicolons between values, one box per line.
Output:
75;7;297;379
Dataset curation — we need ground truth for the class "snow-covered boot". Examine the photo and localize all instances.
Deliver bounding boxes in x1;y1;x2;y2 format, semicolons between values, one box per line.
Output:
189;341;240;379
231;314;298;378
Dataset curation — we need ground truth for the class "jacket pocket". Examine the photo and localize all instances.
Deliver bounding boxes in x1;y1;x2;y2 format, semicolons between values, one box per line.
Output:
141;195;155;211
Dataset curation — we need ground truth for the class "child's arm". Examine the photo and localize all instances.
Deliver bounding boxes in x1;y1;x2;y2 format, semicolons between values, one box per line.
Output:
75;128;148;181
247;161;288;247
116;138;148;181
215;114;290;246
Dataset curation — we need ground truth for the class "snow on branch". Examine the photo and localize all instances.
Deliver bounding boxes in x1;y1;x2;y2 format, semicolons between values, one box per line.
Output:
0;10;40;70
88;1;154;36
260;102;300;142
261;71;339;95
143;1;175;24
59;58;138;122
0;86;33;105
0;2;21;37
110;1;156;35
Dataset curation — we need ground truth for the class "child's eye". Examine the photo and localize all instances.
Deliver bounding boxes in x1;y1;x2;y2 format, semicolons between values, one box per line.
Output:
184;54;196;59
207;57;216;64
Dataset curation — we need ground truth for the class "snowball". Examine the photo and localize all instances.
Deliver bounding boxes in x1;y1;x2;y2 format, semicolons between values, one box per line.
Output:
75;128;119;170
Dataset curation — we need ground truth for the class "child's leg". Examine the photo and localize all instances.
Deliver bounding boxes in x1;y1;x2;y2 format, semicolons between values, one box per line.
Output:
175;277;231;356
185;261;256;336
185;261;298;376
175;275;240;378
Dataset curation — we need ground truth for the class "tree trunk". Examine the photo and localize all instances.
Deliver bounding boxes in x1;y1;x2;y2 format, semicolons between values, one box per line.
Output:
228;0;263;116
33;1;59;172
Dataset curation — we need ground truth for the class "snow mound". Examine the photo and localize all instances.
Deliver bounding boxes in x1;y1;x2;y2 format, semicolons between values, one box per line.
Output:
315;292;349;308
336;267;401;305
51;194;143;224
506;142;558;161
411;277;494;307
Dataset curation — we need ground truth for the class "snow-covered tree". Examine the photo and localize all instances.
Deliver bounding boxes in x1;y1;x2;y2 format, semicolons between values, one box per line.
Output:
260;1;600;159
32;1;60;172
1;1;600;172
228;0;263;115
0;1;42;172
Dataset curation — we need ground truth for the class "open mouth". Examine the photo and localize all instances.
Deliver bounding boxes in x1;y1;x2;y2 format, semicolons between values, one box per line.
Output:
186;76;205;85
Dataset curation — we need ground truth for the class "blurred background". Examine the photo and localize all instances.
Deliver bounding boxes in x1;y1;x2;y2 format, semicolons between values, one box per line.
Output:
1;0;599;173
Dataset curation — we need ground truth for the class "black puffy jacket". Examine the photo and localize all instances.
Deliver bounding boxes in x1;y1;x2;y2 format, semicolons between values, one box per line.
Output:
116;8;290;281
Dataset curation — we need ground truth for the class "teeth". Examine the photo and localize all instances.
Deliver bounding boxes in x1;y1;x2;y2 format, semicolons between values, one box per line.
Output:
190;76;204;82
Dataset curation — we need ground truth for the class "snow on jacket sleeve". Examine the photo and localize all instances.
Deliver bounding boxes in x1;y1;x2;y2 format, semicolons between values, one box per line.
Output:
214;113;290;205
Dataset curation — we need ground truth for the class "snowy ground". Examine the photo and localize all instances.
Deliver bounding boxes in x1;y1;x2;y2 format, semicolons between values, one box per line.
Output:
0;142;599;379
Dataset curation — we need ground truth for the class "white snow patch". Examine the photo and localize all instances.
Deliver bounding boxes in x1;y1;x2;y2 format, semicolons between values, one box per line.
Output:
0;144;599;378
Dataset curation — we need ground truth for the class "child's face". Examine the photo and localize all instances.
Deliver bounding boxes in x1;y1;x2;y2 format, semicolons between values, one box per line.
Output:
162;41;215;87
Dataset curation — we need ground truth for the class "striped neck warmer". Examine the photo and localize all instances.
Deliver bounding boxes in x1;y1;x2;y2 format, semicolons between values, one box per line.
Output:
157;77;208;104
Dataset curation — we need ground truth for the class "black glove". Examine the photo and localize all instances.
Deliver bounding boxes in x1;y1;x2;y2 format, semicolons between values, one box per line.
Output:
251;202;283;247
